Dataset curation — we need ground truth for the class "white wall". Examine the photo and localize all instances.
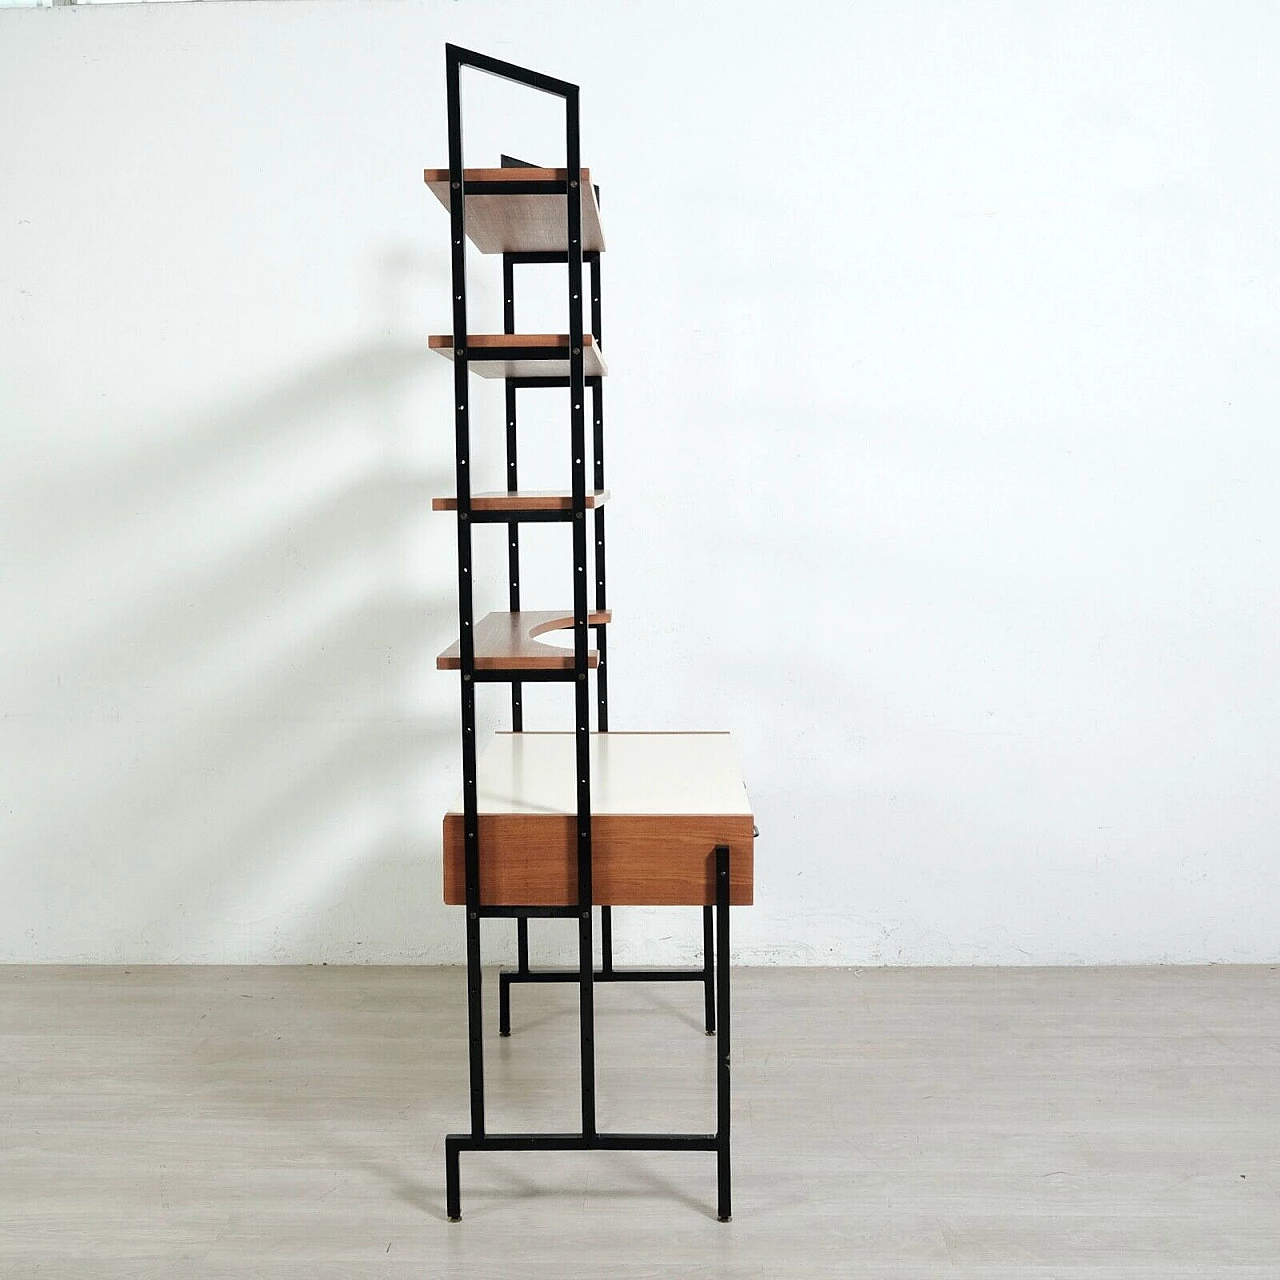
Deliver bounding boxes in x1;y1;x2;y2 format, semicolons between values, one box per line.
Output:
2;0;1278;965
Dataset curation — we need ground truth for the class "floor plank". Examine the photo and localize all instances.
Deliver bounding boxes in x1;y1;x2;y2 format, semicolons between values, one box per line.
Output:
1;964;1277;1275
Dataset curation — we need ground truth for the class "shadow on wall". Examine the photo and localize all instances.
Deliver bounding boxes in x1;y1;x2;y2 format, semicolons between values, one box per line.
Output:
1;329;464;963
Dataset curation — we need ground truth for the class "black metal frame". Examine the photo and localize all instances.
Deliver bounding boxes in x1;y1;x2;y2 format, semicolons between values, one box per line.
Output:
493;161;717;1043
441;43;731;1223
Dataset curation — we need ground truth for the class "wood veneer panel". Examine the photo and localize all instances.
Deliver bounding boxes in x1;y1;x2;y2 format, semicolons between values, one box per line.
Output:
436;609;610;671
428;333;608;379
432;490;609;512
443;813;755;906
424;167;605;254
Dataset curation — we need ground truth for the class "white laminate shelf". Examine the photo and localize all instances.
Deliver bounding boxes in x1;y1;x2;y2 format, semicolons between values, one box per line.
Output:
452;731;753;818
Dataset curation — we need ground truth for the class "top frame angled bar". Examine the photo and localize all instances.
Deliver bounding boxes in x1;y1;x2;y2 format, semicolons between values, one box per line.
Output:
446;43;578;100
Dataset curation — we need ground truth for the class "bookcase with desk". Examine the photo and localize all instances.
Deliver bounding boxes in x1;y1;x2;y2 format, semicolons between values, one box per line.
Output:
427;44;755;1221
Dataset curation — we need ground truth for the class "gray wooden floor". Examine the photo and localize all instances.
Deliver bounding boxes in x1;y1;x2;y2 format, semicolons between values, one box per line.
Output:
2;965;1277;1277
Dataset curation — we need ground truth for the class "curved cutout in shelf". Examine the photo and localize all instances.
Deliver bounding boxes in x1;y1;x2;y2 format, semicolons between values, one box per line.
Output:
436;609;611;671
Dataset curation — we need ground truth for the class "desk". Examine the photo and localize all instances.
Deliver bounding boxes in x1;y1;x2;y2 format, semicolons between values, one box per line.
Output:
443;732;755;906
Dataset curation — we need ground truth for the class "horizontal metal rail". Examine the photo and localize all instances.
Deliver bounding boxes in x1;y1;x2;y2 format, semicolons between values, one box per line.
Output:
457;345;594;364
461;180;575;195
477;905;583;919
506;375;604;391
449;1132;718;1154
469;668;585;684
506;250;602;265
466;508;576;524
503;968;712;983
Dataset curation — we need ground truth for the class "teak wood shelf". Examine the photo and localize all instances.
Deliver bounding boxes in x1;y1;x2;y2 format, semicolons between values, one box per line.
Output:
431;44;752;1225
429;332;608;379
435;609;610;671
424;166;606;253
432;490;609;513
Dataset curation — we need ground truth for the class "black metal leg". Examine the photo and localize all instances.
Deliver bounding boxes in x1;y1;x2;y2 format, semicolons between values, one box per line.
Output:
703;905;716;1035
446;1136;462;1221
715;845;731;1222
601;905;614;974
465;912;485;1135
578;908;597;1136
498;971;512;1037
500;917;529;1035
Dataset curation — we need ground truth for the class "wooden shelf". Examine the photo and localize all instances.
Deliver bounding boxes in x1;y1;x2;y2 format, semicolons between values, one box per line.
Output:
436;609;611;671
424;167;605;254
432;490;610;512
429;333;607;379
443;732;755;906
